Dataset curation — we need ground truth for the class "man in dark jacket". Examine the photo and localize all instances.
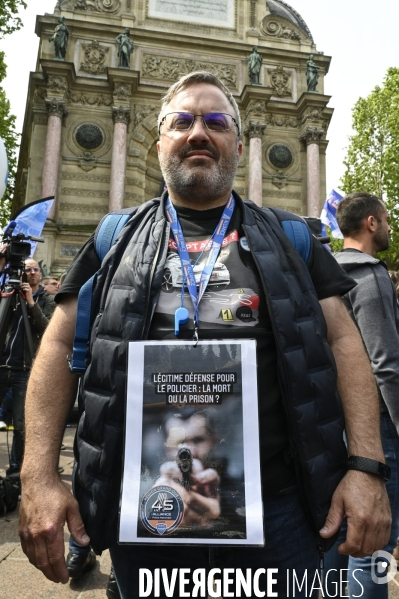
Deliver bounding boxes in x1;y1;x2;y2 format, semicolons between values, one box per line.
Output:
0;258;55;476
324;192;399;597
19;73;391;598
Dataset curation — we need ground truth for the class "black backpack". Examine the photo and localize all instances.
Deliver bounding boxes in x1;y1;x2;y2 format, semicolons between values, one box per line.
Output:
0;476;20;516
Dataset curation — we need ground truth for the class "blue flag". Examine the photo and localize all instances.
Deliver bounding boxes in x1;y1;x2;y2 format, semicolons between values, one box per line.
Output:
8;197;55;256
320;189;344;239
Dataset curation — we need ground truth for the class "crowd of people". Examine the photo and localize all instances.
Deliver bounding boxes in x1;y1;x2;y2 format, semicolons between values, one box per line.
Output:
0;271;61;432
0;71;399;598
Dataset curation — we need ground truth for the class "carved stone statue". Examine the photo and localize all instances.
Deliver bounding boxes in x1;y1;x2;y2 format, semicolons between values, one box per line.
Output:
49;17;70;61
115;28;134;69
248;46;262;85
306;54;321;92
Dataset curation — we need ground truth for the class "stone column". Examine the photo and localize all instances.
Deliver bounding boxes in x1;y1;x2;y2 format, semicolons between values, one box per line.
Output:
300;128;324;217
109;106;131;212
41;99;68;220
245;121;266;207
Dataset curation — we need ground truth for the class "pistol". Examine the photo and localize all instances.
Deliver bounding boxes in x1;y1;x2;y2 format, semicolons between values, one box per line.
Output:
176;447;193;489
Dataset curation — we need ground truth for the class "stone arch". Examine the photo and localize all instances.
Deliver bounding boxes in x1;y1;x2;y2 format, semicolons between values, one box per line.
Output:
126;112;162;205
145;141;163;201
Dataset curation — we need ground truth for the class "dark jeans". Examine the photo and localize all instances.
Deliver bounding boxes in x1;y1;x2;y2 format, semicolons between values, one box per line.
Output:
0;368;29;473
69;535;92;555
110;485;320;599
0;387;12;422
323;412;399;598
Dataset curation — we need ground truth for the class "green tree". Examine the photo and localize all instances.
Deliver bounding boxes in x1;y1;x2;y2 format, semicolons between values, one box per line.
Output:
0;52;19;228
0;0;27;38
340;67;399;268
0;0;26;227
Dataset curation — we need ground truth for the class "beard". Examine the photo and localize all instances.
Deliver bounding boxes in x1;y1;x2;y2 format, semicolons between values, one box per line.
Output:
159;143;240;204
374;226;390;252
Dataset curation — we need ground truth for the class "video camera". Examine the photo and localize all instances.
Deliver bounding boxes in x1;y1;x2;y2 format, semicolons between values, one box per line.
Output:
0;196;54;357
1;221;44;289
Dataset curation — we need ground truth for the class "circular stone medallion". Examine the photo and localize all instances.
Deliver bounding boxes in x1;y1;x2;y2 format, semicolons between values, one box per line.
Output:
75;124;104;150
141;485;184;536
269;144;293;169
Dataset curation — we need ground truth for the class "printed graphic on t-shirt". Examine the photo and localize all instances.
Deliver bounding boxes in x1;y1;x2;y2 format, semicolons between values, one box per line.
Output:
154;231;262;328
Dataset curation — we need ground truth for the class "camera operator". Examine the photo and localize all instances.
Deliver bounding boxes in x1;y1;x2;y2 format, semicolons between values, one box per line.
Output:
0;258;55;477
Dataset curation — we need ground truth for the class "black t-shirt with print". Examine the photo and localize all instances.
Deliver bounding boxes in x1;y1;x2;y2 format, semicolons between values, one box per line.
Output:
56;204;356;495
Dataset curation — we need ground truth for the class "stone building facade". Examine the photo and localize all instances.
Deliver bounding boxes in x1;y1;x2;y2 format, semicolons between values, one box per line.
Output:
13;0;333;274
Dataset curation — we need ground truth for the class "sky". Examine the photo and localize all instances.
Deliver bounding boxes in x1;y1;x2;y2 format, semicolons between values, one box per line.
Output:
1;0;398;195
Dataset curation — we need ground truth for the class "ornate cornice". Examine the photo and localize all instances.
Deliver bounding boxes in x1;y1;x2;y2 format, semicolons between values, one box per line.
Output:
47;75;68;94
301;107;323;124
142;54;237;88
113;82;132;100
244;120;266;139
45;98;68;119
299;127;324;145
112;105;131;125
67;92;112;107
267;114;299;128
68;0;121;12
245;99;267;120
261;16;303;42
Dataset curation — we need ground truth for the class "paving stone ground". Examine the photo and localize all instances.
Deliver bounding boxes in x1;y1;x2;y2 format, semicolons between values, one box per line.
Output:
1;427;399;598
0;427;110;599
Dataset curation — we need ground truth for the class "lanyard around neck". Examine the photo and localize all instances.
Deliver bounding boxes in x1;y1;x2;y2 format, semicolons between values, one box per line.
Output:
165;195;235;338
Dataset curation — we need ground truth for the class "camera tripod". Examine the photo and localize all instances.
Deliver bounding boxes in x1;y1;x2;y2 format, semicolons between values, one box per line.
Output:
0;281;34;364
0;227;44;365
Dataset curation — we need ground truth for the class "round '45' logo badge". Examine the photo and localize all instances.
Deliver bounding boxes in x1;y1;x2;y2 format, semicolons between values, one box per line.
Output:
140;485;184;536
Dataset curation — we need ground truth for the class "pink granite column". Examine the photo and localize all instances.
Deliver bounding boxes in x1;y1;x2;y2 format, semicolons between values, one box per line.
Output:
245;121;266;207
306;142;320;218
300;128;324;217
41;99;68;220
109;106;131;212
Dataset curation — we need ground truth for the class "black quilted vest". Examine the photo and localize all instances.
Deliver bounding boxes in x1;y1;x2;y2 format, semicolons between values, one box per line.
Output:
73;193;347;552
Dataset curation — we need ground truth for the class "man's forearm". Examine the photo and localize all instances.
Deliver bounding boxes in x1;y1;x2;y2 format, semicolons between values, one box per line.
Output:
319;297;390;555
21;297;79;483
320;296;384;461
332;333;384;460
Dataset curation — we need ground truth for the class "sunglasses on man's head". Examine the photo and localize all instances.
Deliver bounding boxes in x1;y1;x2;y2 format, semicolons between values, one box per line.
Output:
25;267;40;273
159;112;239;135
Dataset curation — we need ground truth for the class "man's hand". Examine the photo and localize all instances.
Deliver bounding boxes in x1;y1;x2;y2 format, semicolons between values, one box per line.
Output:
19;475;90;584
319;470;391;557
154;458;220;526
18;298;81;582
20;282;34;307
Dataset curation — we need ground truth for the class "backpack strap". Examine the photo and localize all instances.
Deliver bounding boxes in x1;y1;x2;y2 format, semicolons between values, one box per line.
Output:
95;211;134;261
69;211;135;373
266;207;312;264
69;273;98;373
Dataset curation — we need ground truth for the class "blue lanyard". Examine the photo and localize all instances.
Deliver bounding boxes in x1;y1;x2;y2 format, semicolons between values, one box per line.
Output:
165;195;235;338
